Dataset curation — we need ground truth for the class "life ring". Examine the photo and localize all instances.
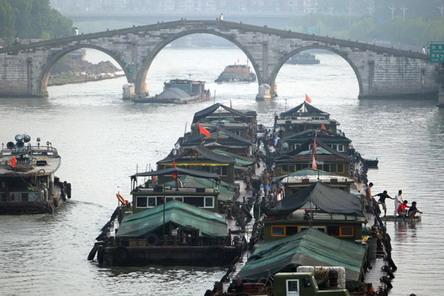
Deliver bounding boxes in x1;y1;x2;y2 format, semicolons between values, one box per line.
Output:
146;233;160;246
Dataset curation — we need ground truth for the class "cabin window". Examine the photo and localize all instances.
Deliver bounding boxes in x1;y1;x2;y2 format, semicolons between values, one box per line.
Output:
337;145;345;152
184;196;204;207
339;225;354;237
286;279;299;295
330;164;337;173
286;226;298;236
331;144;337;151
136;196;147;208
288;165;295;172
327;225;340;236
147;197;157;207
282;165;288;173
296;164;302;171
337;164;344;173
271;226;286;237
302;163;309;169
0;193;6;202
204;197;214;208
323;164;330;172
21;193;29;202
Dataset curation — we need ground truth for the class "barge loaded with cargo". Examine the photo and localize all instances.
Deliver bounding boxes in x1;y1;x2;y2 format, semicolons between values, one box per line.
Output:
0;134;71;214
89;100;402;295
215;64;256;83
132;79;211;104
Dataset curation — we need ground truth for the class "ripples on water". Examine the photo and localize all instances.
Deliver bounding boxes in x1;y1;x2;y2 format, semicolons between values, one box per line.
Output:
0;48;443;295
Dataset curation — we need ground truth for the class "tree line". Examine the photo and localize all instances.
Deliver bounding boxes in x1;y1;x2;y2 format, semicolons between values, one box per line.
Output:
291;14;444;48
0;0;72;44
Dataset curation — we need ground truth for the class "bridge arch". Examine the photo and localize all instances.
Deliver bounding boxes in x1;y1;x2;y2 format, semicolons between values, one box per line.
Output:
269;45;364;96
134;29;261;96
38;44;130;97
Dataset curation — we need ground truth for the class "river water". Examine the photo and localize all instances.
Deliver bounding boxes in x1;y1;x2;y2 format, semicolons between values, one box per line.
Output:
0;47;443;296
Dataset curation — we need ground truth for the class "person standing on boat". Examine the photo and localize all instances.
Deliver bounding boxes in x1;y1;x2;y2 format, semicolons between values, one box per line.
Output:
394;190;404;216
373;190;394;217
408;201;423;218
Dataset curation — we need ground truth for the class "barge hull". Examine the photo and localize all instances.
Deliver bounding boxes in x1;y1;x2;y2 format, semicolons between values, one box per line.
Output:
102;245;241;267
0;201;54;214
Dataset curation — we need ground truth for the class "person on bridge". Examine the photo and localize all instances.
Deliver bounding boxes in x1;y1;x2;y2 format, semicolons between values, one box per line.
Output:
373;190;394;217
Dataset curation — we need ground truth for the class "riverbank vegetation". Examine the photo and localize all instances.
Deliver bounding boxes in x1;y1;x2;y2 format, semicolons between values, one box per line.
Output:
0;0;72;44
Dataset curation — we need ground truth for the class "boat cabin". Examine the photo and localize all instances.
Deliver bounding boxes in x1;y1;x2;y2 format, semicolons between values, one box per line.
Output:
274;169;354;194
179;128;255;157
157;146;236;183
275;102;339;137
192;103;257;141
274;140;351;177
280;129;351;154
130;167;222;213
264;183;365;241
0;135;65;213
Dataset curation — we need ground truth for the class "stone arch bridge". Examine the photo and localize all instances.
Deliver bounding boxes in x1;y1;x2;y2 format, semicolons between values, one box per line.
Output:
0;20;438;100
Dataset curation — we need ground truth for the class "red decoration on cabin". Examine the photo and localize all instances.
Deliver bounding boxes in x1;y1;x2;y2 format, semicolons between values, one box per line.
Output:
197;123;211;138
8;156;17;169
305;94;312;104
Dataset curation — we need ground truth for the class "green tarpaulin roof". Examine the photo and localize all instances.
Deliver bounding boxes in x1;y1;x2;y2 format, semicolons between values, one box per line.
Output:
162;175;236;201
131;167;220;180
237;228;366;282
212;149;255;168
270;182;363;216
117;201;228;238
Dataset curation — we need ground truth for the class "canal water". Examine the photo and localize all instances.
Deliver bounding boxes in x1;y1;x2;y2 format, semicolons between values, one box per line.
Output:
0;47;443;296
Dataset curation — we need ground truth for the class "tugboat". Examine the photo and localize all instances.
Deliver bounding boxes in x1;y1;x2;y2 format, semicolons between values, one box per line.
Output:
133;79;211;104
287;52;320;65
0;134;71;214
215;64;256;83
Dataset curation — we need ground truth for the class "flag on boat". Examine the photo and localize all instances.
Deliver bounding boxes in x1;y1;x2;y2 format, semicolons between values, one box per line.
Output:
172;160;178;179
305;94;312;104
320;123;327;131
197;123;211;138
311;133;318;170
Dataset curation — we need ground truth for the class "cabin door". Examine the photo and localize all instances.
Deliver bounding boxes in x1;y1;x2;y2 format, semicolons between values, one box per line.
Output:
286;279;300;296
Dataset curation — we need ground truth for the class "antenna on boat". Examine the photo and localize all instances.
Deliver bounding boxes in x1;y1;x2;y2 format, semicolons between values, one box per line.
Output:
184;122;188;135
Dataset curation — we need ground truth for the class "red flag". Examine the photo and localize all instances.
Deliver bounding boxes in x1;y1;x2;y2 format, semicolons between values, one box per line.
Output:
311;153;317;170
8;156;17;168
197;123;211;138
311;134;317;170
305;94;312;104
320;123;327;131
172;160;177;179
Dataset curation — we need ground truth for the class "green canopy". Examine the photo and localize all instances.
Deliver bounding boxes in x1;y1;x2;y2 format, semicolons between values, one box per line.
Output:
212;149;255;168
237;228;366;282
162;175;236;202
117;201;228;238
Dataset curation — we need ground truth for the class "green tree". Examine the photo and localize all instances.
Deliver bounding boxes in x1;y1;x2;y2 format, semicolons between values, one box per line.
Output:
0;0;15;43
